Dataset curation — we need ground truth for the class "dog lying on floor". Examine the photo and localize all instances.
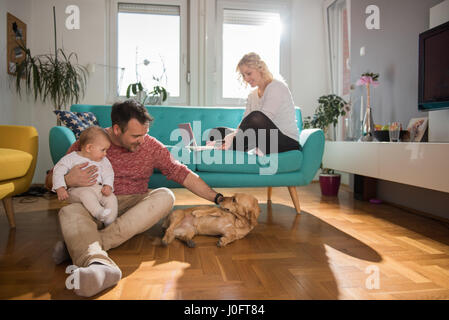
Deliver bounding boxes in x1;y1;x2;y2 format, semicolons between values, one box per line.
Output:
162;193;260;247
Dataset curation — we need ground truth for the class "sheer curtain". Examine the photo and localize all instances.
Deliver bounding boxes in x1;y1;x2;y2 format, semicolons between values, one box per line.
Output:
325;0;351;140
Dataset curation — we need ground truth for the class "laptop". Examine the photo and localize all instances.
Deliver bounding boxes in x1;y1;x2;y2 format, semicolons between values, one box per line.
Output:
178;123;222;151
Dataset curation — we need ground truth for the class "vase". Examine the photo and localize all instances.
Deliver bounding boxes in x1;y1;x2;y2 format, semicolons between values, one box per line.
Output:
360;106;376;141
359;83;377;142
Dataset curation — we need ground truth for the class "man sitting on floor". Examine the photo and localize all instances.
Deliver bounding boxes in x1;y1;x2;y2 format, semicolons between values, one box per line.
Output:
46;99;225;297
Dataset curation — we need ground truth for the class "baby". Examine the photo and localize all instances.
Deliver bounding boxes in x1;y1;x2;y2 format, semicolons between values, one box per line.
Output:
52;126;118;226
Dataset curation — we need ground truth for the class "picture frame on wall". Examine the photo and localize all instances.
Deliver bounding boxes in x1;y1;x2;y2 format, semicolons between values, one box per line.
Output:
7;12;27;75
406;117;428;142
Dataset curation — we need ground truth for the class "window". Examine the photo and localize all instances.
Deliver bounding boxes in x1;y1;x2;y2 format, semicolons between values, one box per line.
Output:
108;1;188;104
216;1;290;105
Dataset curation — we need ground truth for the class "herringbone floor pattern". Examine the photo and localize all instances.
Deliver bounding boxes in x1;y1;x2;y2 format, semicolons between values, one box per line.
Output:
1;184;449;299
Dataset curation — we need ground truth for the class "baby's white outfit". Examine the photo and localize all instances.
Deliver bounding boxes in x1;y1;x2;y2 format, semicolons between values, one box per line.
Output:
52;151;118;226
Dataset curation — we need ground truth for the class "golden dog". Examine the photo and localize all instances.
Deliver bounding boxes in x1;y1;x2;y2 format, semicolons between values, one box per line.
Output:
162;193;260;247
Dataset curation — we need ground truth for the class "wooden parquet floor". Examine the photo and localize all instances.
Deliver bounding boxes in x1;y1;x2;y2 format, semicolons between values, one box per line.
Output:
1;183;449;300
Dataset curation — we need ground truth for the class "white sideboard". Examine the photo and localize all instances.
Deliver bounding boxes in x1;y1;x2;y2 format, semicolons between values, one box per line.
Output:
322;142;449;194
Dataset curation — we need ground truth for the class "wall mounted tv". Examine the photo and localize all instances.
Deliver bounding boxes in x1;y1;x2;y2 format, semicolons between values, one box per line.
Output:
418;20;449;111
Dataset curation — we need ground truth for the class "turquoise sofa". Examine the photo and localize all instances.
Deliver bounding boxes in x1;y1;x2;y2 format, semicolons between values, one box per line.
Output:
49;105;324;213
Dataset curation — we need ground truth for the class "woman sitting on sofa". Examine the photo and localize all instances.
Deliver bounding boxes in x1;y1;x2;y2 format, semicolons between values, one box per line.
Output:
212;52;301;155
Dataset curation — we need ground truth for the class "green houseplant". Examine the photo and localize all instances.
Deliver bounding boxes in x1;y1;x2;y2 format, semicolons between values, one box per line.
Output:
12;7;88;115
125;53;168;105
303;94;348;196
125;81;167;105
14;43;88;112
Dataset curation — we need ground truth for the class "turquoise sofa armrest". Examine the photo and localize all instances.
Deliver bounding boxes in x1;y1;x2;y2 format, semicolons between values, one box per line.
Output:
299;129;325;184
49;126;76;165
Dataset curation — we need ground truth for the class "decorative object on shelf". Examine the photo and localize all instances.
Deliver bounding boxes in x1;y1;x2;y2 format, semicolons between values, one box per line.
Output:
12;6;88;120
125;50;168;105
357;71;379;142
388;121;401;142
406;117;428;142
344;84;356;141
7;13;27;75
303;94;349;196
373;128;408;142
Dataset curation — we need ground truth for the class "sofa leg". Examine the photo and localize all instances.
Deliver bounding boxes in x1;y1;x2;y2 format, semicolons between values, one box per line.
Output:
287;186;301;214
2;197;16;229
267;187;272;202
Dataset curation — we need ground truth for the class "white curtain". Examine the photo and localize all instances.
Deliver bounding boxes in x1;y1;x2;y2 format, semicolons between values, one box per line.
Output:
326;0;347;96
325;0;350;140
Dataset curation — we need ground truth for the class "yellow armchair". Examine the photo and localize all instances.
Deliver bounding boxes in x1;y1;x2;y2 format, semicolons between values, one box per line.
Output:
0;125;38;228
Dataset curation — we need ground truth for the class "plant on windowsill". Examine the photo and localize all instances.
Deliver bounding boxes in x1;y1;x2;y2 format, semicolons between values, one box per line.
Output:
126;81;168;105
125;55;168;105
303;94;349;196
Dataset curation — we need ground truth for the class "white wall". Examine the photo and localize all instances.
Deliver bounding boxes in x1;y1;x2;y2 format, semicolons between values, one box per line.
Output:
29;0;108;183
0;0;107;184
0;0;31;125
1;0;327;184
290;0;328;118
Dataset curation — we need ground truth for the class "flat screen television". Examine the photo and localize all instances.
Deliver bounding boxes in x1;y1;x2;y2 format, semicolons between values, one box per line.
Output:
418;20;449;111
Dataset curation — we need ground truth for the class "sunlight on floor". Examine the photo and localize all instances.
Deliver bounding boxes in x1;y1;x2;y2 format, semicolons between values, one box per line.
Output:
100;260;191;300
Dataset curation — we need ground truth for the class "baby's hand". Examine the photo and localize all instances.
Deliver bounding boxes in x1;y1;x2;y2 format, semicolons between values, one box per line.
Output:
56;187;69;201
102;185;113;196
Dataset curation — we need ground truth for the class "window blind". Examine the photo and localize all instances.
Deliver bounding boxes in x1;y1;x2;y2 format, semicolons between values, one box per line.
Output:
118;3;180;16
223;9;279;26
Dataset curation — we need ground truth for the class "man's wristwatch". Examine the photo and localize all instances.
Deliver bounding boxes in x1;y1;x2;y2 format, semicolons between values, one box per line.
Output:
214;193;224;205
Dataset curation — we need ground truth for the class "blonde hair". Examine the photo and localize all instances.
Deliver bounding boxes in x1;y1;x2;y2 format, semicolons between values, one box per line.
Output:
236;52;273;85
79;126;110;149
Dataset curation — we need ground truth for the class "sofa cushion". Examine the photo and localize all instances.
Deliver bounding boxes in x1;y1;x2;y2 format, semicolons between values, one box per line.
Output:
0;148;33;180
195;149;302;175
54;110;99;138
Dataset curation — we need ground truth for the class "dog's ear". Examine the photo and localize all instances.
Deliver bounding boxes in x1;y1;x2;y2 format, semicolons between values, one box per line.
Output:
234;194;260;227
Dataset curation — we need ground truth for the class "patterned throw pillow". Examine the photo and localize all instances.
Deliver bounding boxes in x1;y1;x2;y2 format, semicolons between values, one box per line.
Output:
54;110;99;138
75;112;99;126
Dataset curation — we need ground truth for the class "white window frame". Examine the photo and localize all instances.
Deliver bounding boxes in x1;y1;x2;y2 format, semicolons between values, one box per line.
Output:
106;0;189;105
215;0;292;106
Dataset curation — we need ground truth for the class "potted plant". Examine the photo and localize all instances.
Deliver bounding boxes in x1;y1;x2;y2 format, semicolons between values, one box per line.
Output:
14;43;88;112
125;53;168;105
303;94;349;196
126;81;167;105
12;7;88;115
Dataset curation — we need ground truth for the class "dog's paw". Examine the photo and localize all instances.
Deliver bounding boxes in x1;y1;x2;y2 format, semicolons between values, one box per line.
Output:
216;240;226;247
161;238;169;246
186;240;196;248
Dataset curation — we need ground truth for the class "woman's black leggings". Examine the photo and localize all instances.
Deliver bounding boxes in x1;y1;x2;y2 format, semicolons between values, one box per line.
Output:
208;111;301;155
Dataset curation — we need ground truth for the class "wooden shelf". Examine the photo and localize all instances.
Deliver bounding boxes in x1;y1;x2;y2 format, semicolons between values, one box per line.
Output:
323;141;449;193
